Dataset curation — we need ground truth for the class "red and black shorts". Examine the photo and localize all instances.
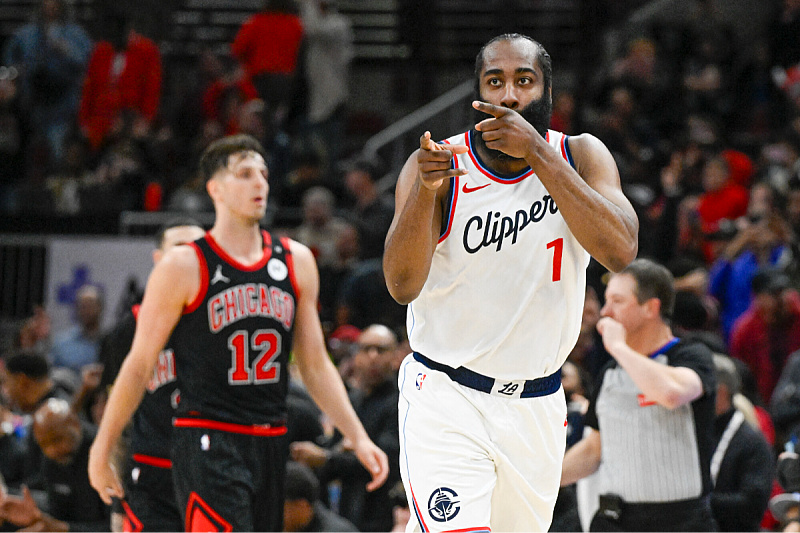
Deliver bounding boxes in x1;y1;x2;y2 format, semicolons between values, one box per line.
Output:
171;418;289;532
121;454;182;532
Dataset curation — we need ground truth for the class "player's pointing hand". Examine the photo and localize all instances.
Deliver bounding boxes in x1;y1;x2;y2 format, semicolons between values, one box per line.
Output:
473;100;539;159
417;131;468;191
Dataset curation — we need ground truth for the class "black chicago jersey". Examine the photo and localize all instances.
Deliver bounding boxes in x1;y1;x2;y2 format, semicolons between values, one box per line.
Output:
171;231;297;425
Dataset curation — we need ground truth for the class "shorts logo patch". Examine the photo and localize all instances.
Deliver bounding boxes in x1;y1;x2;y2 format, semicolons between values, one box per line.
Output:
428;487;460;522
416;373;427;390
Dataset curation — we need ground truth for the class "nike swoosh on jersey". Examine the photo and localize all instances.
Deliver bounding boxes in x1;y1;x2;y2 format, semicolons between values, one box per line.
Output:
461;183;491;193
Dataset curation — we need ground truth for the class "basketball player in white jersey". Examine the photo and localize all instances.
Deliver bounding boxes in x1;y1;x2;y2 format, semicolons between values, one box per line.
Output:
383;34;639;531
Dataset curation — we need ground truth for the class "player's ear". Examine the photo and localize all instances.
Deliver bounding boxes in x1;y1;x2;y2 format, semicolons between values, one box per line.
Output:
206;177;219;201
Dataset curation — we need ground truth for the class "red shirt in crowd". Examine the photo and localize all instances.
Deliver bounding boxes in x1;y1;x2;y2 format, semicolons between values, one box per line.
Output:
231;12;304;77
78;32;162;149
730;290;800;404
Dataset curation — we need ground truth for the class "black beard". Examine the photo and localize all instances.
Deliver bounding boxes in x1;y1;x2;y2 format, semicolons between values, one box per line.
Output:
471;95;553;163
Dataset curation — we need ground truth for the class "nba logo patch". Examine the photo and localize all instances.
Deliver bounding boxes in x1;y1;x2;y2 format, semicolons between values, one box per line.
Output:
416;373;426;390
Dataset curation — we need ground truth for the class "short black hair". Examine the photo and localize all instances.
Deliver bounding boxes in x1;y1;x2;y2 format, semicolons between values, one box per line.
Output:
474;34;552;101
284;461;319;503
198;134;266;183
154;216;202;248
6;352;49;379
619;258;675;321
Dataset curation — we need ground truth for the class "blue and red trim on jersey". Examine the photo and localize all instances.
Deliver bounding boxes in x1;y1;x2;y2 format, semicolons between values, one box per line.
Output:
466;130;535;184
173;417;287;437
559;134;575;169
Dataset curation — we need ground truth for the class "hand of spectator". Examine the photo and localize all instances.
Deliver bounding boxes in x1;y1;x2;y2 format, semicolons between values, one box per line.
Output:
0;486;42;528
290;441;330;469
81;363;104;392
660;153;683;196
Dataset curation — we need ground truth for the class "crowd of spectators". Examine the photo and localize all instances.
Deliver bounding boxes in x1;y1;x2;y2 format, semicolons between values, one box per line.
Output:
3;0;800;530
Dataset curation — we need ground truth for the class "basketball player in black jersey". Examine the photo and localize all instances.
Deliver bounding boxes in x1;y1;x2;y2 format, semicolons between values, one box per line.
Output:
103;219;205;532
89;134;389;531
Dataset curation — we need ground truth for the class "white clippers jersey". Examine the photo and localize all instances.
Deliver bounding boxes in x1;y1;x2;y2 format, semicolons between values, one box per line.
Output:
407;129;590;380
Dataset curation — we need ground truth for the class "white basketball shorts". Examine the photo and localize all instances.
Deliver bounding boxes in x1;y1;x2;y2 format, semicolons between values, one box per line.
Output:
398;353;568;532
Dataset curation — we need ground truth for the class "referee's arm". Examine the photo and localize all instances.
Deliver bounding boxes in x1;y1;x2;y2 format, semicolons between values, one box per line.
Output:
561;428;602;486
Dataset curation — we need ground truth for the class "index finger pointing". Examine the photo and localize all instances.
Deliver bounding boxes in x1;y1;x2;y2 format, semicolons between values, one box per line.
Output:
472;100;507;118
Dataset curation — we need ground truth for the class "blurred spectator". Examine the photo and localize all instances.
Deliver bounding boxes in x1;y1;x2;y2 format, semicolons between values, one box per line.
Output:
231;0;304;144
201;55;259;135
594;84;658;185
730;268;800;405
283;461;357;532
13;306;52;355
770;0;800;69
2;353;71;416
0;402;26;489
78;10;161;151
710;354;773;532
326;324;361;389
566;285;609;382
695;151;750;263
604;36;680;136
278;147;334;213
771;348;800;450
549;90;576;135
291;324;401;532
318;223;359;332
0;398;109;531
299;0;354;169
550;360;592;532
2;0;91;163
2;352;73;490
48;284;103;378
342;155;394;261
709;191;792;341
337;258;406;332
292;186;350;268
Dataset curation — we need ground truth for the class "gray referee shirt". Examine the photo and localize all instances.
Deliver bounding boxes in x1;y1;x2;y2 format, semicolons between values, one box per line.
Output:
585;338;717;504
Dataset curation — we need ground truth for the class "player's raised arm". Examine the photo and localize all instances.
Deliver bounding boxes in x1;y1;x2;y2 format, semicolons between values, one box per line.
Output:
474;100;639;272
88;246;199;504
383;132;468;304
288;240;389;491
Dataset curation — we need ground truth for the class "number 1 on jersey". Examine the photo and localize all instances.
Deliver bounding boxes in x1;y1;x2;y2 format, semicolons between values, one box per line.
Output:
228;329;282;385
547;238;563;282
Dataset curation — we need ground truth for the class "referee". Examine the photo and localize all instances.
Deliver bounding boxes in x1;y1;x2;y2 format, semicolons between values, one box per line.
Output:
561;259;718;531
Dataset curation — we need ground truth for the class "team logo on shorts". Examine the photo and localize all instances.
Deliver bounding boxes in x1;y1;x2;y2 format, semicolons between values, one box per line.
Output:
428;487;460;522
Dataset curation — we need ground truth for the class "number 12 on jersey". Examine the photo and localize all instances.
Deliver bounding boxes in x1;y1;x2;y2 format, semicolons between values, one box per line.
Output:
228;329;282;385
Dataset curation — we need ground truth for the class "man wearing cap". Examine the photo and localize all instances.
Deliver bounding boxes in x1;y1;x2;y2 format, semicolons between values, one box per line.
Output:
730;268;800;404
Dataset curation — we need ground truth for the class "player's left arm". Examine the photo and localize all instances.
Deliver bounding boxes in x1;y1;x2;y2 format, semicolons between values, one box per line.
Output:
474;101;638;272
288;240;389;491
597;317;703;409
